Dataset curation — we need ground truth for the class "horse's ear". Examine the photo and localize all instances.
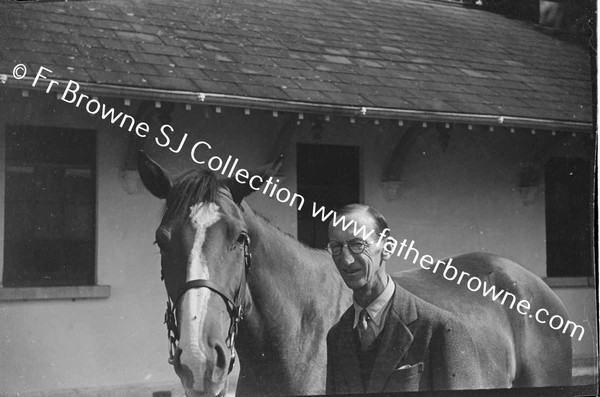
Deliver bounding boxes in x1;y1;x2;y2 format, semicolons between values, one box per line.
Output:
225;155;284;204
138;150;172;199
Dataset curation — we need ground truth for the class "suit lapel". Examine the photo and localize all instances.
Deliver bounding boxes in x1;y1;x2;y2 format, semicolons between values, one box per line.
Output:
336;307;364;392
367;284;418;393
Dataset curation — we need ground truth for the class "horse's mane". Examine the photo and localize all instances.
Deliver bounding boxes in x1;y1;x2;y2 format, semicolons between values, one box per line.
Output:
162;169;222;220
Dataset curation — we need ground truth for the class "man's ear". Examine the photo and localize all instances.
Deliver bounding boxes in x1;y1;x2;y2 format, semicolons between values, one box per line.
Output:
381;236;393;261
224;155;284;204
138;150;172;199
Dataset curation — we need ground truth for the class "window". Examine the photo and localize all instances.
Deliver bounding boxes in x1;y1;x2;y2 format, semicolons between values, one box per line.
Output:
3;125;96;287
544;157;594;278
296;144;360;248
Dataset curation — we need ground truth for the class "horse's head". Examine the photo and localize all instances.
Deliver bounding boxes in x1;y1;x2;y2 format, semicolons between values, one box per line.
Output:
138;151;282;397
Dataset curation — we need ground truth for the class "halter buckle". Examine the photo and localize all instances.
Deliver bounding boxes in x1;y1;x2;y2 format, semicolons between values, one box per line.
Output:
165;299;179;364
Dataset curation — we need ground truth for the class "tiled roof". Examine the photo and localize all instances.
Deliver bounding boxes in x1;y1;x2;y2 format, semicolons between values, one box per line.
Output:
0;0;594;125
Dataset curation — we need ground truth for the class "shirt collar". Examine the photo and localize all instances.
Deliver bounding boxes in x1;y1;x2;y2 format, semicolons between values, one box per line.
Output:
352;275;395;328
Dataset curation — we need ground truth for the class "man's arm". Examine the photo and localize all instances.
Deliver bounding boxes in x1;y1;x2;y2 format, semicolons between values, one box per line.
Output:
431;317;484;390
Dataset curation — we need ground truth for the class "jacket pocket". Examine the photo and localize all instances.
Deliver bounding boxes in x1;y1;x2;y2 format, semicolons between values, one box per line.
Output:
384;362;424;392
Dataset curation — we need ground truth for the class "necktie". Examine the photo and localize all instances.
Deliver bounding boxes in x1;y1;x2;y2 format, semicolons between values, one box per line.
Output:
358;309;376;351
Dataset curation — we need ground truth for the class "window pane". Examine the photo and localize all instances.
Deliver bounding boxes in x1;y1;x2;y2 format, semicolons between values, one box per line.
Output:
3;126;96;287
545;157;593;277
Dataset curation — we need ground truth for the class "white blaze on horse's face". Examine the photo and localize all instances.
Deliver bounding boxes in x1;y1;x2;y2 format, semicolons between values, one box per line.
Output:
178;202;225;395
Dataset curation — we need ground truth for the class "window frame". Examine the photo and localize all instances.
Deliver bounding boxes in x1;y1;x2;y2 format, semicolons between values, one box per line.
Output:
0;124;109;301
543;277;595;288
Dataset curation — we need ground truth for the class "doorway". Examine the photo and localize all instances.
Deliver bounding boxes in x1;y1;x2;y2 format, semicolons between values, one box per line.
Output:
296;144;360;248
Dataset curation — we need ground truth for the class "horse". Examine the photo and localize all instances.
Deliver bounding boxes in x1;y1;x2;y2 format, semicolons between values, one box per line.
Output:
137;152;572;397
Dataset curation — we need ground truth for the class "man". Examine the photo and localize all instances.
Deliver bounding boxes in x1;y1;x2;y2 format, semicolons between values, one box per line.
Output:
326;204;483;394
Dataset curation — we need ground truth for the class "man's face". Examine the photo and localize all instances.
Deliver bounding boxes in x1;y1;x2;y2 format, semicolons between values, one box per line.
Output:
327;210;388;291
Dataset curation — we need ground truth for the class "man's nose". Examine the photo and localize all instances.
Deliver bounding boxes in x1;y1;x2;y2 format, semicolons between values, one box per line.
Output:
340;245;355;264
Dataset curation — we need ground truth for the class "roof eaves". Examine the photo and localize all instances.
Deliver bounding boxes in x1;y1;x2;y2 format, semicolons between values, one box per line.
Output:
2;76;593;133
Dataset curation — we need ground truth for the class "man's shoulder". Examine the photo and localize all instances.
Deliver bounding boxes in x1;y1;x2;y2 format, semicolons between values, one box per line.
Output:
327;305;354;340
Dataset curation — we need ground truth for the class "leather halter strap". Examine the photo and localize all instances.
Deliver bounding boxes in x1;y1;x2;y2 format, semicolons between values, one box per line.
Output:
174;279;236;315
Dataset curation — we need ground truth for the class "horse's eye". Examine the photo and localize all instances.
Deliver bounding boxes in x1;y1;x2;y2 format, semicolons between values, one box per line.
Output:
154;240;167;255
236;232;249;245
155;229;171;255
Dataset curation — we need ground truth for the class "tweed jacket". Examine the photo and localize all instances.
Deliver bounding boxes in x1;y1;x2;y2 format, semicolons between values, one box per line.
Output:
326;282;484;394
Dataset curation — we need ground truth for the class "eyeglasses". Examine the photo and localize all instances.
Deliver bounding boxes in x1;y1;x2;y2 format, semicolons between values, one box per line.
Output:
326;240;375;256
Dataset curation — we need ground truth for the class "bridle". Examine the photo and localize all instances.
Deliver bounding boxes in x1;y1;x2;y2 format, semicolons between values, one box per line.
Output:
162;233;252;374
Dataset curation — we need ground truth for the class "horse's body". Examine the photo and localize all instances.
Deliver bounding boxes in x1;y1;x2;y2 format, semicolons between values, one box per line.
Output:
236;208;572;395
394;253;572;388
138;153;572;397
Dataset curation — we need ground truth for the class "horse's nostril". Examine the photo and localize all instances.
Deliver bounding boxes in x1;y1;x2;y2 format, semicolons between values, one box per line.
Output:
169;347;182;366
214;343;228;372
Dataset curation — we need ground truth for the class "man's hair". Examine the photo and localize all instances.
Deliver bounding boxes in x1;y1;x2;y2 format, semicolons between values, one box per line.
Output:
336;203;390;238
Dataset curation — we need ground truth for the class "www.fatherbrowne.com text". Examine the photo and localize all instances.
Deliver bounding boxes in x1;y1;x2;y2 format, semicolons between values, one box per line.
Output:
12;64;585;342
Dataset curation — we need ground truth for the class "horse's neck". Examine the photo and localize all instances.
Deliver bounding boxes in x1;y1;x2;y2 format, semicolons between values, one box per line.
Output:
243;208;351;337
237;205;352;394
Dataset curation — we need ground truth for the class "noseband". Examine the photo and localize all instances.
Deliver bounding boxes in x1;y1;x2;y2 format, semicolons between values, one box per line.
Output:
163;235;252;374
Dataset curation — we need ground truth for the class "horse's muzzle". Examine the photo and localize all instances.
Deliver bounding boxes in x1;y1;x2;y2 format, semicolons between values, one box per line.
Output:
172;345;229;397
183;389;226;397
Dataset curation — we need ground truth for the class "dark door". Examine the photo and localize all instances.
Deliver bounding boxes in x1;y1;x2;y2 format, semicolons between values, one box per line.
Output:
296;144;360;248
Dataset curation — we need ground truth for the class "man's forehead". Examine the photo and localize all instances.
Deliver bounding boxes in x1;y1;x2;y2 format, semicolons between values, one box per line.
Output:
328;209;376;234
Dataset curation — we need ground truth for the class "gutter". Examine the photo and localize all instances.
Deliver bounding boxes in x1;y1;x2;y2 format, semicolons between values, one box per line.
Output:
1;76;594;133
